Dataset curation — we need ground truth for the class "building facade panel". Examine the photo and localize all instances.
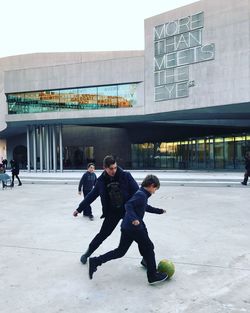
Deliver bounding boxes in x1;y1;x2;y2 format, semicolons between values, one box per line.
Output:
144;0;250;114
4;56;144;94
0;51;144;131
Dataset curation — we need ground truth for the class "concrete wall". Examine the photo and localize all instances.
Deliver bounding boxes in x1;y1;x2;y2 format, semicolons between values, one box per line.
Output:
144;0;250;113
0;51;144;131
0;139;7;161
4;54;144;94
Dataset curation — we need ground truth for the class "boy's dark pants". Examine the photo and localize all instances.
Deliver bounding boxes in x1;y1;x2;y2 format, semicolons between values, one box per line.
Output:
11;173;21;186
87;214;122;256
96;228;157;282
242;170;250;184
83;190;92;216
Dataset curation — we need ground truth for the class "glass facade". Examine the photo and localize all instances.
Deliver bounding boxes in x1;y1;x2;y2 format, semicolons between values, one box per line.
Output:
6;83;138;114
131;134;250;170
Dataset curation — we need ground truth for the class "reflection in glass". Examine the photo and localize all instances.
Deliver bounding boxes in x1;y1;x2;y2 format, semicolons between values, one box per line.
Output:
131;134;249;170
205;138;214;169
97;85;118;108
235;136;246;169
214;138;224;168
7;83;137;114
118;84;137;107
224;137;234;169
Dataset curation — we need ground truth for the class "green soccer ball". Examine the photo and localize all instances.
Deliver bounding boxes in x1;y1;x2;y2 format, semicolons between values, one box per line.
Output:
157;259;175;278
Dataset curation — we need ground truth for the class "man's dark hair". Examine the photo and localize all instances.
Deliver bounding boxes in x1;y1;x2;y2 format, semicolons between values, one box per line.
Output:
103;155;116;168
141;175;160;189
87;163;95;169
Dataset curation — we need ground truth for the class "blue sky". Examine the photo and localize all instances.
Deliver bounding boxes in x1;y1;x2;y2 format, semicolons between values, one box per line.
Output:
0;0;195;58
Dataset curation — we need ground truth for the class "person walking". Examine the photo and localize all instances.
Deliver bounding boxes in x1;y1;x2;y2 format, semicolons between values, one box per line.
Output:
241;151;250;186
73;155;139;264
88;174;168;285
10;159;22;186
78;163;97;220
2;159;8;169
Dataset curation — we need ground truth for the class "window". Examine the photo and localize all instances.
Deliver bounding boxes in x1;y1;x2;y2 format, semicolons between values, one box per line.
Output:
7;83;138;114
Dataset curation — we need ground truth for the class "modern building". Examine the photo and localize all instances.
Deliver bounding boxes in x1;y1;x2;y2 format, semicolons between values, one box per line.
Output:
1;0;250;171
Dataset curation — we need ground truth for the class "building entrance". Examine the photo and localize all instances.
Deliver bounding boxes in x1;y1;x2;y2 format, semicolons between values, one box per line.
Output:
132;134;250;170
13;145;27;169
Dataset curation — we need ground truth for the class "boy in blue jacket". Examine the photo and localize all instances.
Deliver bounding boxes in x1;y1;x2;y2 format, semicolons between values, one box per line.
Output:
88;174;168;285
78;163;97;220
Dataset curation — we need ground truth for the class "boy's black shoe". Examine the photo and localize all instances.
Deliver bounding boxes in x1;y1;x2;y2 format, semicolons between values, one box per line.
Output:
80;254;88;264
18;182;22;186
89;257;98;279
80;248;90;264
141;258;147;269
148;272;168;285
241;182;247;186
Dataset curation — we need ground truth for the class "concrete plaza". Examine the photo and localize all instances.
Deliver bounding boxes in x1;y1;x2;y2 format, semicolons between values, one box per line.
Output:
0;174;250;313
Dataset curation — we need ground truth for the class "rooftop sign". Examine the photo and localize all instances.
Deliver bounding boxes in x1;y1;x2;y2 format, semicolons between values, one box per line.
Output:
154;12;215;101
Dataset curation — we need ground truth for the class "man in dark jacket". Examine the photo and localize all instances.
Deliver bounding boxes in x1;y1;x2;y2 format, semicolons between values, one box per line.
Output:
73;155;139;264
78;163;97;220
241;151;250;185
10;159;22;186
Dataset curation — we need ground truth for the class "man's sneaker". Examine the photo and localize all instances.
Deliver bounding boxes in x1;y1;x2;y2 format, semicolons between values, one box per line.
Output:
89;257;98;279
89;215;94;221
141;258;147;269
148;272;168;285
241;182;247;186
80;254;88;264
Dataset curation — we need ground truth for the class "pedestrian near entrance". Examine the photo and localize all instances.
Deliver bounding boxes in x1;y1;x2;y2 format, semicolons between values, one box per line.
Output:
78;163;97;220
241;151;250;186
73;155;139;264
10;159;22;186
2;159;8;169
88;174;168;285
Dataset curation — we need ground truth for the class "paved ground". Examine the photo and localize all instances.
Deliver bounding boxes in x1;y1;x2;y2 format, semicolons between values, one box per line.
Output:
0;175;250;313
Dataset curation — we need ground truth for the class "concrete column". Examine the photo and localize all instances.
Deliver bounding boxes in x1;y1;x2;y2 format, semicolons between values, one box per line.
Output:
52;125;57;172
39;125;43;172
45;125;50;172
59;125;63;172
33;126;37;172
49;126;52;171
26;126;31;172
42;126;46;171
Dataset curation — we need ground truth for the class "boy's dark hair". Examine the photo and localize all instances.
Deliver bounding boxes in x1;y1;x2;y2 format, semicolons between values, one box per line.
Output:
141;175;160;189
103;155;116;168
87;163;95;169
